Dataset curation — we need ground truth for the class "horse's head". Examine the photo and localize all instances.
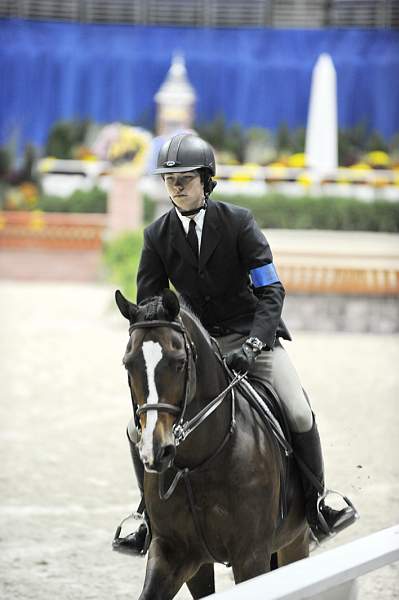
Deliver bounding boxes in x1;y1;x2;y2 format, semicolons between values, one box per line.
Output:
115;289;195;473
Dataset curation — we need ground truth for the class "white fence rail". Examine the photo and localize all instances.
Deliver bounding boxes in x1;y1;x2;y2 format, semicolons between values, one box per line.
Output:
209;525;399;600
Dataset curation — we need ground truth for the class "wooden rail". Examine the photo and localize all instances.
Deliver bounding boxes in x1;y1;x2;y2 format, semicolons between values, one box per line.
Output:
1;212;398;296
268;230;399;297
0;211;107;250
279;264;399;296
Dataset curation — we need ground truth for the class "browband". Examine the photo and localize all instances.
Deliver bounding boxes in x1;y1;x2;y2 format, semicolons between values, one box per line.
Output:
129;320;186;336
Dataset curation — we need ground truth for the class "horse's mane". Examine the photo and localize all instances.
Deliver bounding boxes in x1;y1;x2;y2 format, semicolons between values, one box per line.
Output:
137;296;164;321
179;298;212;348
137;294;212;348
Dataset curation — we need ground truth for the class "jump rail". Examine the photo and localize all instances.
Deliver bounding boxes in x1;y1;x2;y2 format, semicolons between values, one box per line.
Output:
209;525;399;600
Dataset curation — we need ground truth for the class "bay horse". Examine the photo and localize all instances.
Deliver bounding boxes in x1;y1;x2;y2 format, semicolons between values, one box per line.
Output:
115;288;309;599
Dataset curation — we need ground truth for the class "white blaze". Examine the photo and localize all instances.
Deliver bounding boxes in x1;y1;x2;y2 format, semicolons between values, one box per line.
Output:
140;341;163;465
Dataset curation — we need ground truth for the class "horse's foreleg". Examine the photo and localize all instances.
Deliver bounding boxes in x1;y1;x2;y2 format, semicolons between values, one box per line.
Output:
186;563;215;598
277;526;309;567
231;548;271;584
138;538;197;600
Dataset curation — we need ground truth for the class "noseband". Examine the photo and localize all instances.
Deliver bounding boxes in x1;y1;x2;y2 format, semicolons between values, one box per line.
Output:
128;318;196;439
128;318;246;447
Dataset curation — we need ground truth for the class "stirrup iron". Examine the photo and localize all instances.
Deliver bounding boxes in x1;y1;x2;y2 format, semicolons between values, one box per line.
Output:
113;511;146;544
314;489;359;544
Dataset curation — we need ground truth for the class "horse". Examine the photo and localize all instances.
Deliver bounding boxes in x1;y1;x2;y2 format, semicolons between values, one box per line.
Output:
115;288;309;600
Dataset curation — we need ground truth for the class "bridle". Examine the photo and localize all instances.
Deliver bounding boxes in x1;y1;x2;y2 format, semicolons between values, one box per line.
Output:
129;318;195;437
127;318;246;446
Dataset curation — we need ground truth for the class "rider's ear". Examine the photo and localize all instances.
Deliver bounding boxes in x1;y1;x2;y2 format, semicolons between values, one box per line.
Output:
115;290;138;321
161;289;180;320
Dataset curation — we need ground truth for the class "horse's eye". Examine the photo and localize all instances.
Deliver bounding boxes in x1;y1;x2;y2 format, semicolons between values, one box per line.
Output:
174;358;186;373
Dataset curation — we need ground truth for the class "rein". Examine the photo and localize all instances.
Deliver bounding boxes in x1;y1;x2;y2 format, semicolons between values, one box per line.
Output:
173;371;246;444
128;318;245;447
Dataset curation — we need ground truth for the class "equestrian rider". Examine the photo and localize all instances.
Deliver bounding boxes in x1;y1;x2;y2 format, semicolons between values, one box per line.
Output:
113;132;357;555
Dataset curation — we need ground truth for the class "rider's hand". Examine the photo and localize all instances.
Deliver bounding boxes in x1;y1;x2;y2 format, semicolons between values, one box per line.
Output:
225;343;260;374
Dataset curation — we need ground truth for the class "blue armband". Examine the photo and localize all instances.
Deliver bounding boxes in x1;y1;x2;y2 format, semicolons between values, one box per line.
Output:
250;263;280;287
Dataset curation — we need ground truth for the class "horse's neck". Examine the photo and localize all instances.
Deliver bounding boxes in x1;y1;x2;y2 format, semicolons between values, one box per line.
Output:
178;311;231;466
181;310;226;396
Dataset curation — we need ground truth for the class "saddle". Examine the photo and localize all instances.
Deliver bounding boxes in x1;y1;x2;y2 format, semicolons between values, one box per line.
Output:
208;336;293;521
225;366;294;523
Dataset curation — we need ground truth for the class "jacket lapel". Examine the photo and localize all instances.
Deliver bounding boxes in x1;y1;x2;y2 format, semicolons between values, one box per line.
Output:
170;209;198;268
199;200;221;268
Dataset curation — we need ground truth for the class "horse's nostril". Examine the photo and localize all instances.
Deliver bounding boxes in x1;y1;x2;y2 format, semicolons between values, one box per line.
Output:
159;444;175;464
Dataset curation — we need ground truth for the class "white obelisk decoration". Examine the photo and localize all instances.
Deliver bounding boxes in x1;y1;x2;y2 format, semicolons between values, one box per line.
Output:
305;53;338;177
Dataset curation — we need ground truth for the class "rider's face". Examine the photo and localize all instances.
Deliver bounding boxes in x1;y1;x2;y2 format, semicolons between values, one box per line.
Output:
163;171;204;211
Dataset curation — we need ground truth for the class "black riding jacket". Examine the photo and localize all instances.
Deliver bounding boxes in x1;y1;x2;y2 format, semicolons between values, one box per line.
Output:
136;199;291;348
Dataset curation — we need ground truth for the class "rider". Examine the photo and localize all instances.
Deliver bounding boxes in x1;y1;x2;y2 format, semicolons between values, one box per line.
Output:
112;132;357;555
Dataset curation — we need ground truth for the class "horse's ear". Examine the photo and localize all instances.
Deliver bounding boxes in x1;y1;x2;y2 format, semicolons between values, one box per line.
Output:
161;289;180;320
115;290;138;322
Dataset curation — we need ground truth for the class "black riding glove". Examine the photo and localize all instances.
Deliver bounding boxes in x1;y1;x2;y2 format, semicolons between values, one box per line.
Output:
225;342;261;374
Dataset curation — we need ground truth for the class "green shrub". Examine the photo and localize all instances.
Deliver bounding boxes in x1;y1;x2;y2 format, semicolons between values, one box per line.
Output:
103;230;144;300
28;187;107;213
45;120;92;159
143;194;156;223
212;193;399;232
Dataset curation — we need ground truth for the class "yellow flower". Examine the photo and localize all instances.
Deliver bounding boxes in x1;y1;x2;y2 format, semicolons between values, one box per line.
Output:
297;172;312;186
20;182;39;207
365;151;390;167
336;168;350;185
268;161;287;169
288;153;306;168
29;210;45;231
230;163;260;182
349;163;371;171
38;157;57;173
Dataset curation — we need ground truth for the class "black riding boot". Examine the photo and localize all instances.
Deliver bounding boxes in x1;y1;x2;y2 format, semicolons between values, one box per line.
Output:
291;416;357;543
112;433;151;555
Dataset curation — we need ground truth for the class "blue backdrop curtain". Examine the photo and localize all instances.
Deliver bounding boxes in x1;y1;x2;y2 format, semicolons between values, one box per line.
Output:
0;19;398;147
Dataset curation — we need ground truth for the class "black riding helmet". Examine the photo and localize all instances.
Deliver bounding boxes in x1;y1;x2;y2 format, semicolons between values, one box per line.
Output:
154;133;216;175
154;133;217;198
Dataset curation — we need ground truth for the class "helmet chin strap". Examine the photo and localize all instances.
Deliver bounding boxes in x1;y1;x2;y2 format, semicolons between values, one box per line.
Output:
172;198;208;217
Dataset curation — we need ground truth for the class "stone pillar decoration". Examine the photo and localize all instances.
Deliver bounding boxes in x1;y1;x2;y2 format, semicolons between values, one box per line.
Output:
155;53;196;136
108;172;143;235
92;123;152;236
